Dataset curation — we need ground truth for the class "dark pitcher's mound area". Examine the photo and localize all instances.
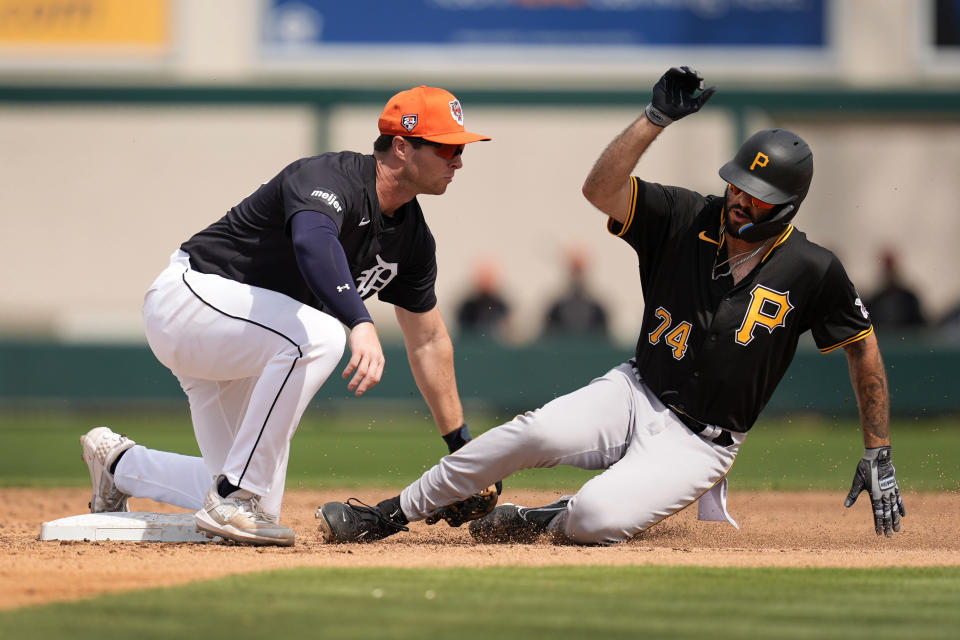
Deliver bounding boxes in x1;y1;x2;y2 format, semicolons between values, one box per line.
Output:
2;488;956;610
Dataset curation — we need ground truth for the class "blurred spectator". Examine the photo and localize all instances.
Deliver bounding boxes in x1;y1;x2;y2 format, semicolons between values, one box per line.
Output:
938;300;960;336
935;0;960;46
542;248;609;339
864;248;927;330
455;259;511;339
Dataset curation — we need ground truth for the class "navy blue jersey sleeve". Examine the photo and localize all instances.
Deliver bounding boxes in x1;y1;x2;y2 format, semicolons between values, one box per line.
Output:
810;254;874;353
607;178;708;282
280;157;354;232
290;211;373;328
377;228;438;313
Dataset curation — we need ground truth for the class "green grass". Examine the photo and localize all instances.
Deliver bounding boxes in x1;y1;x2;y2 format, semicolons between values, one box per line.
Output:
2;409;957;634
730;415;960;492
0;407;957;491
1;565;958;639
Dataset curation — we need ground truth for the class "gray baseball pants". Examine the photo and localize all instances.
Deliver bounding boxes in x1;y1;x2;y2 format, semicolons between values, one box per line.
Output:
400;362;744;545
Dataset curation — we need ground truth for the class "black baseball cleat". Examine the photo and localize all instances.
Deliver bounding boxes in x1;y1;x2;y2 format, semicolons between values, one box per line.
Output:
316;498;409;543
469;495;571;543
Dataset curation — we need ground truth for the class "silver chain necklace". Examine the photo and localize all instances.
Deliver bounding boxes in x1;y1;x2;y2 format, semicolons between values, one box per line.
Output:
711;227;774;280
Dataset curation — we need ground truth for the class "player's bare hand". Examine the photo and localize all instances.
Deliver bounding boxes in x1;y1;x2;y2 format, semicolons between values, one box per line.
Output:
342;322;385;396
844;446;905;537
645;66;716;128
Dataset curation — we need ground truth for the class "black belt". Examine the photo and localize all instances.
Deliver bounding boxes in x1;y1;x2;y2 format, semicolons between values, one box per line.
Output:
668;406;734;447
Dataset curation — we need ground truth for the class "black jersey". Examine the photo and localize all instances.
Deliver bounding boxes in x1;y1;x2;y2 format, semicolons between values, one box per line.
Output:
181;152;438;314
609;177;872;433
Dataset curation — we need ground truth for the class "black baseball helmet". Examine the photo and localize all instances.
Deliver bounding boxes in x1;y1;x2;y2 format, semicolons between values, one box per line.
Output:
718;128;813;242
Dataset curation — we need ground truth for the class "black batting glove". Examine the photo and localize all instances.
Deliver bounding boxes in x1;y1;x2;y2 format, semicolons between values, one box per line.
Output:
844;446;906;537
644;66;717;128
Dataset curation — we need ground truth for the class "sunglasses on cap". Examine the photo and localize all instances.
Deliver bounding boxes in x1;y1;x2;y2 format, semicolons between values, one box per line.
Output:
728;183;775;210
405;137;464;160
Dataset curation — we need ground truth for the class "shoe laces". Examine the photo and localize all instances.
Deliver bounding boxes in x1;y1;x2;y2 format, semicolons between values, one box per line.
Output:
245;496;281;523
223;493;278;523
346;498;409;533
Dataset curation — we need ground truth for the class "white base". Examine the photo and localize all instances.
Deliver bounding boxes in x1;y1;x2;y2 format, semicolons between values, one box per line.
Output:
40;512;215;542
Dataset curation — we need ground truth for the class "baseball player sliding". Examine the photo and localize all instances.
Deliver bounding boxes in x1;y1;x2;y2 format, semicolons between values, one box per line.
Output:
317;67;905;545
79;86;491;546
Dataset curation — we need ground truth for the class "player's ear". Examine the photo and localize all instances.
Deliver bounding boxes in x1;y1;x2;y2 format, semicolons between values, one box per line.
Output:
392;135;412;160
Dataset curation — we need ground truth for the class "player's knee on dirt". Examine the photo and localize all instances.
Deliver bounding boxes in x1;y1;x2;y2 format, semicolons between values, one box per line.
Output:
561;496;638;545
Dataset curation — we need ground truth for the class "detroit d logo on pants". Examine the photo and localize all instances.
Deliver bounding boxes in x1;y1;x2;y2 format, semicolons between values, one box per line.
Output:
356;254;398;297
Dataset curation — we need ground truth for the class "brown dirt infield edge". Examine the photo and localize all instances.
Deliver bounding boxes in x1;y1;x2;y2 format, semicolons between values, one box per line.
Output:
1;488;957;611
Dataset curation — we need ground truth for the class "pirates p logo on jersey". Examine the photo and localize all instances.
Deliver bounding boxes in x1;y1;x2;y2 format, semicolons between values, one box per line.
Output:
736;284;793;345
401;114;418;132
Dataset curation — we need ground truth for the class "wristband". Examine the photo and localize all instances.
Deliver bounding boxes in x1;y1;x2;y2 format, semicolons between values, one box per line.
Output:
862;446;889;460
442;423;472;454
644;103;672;128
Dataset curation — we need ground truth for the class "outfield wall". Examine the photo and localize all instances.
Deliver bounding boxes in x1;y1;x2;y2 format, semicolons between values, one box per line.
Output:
1;337;955;418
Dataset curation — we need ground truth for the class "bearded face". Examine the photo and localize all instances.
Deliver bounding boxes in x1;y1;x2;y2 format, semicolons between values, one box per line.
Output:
724;185;774;239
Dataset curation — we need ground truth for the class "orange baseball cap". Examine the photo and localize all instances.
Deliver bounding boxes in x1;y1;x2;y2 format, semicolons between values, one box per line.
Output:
379;86;491;145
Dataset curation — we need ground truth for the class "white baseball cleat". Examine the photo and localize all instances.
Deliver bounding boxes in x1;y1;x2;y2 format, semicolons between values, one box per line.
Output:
195;478;295;547
80;426;137;513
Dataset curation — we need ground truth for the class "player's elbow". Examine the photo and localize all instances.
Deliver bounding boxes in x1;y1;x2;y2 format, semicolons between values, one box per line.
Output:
291;234;311;256
581;180;618;218
581;180;603;209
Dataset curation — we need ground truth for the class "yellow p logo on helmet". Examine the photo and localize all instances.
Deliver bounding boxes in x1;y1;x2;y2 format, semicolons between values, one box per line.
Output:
750;152;769;171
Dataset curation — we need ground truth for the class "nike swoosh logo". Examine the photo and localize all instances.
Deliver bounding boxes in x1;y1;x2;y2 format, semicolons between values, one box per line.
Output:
359;218;371;226
698;231;719;245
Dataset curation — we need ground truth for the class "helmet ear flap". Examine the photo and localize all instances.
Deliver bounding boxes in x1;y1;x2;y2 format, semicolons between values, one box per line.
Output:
736;202;797;243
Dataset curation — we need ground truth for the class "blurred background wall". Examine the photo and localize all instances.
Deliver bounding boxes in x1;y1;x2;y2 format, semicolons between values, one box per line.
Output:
1;0;958;413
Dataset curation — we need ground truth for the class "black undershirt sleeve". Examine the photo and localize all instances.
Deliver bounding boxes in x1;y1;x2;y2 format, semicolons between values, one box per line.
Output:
290;210;373;329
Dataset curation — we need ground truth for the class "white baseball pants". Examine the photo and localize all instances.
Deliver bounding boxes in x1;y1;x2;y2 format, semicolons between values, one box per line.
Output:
400;362;744;545
113;250;346;517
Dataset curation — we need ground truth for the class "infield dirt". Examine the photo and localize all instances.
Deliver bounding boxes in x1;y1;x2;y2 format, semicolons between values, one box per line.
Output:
2;488;957;610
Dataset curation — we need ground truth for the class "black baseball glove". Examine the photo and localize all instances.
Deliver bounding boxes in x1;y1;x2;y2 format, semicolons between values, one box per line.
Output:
424;484;500;528
844;446;906;537
645;66;717;128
